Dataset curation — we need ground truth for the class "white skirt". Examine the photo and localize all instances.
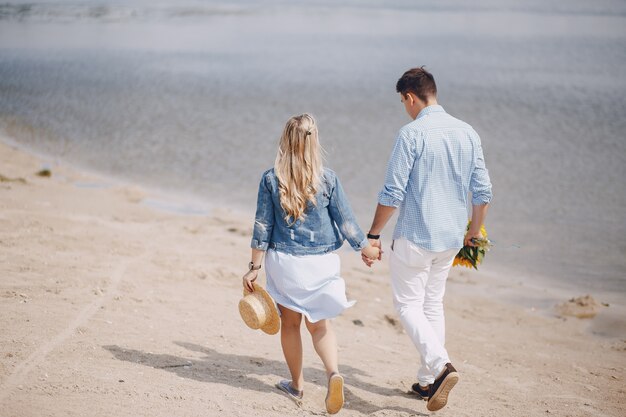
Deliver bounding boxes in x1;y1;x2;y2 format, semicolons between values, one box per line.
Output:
265;249;356;323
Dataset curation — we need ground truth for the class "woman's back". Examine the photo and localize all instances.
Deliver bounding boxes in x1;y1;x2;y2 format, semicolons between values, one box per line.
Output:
252;167;367;256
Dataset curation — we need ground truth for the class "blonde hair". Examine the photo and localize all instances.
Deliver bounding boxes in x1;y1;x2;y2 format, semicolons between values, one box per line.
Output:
274;113;323;225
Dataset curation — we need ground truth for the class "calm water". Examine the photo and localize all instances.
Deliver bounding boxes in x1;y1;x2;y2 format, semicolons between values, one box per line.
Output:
1;0;625;305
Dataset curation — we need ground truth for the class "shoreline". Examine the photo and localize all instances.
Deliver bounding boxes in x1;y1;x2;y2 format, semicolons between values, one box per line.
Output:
1;138;625;416
3;135;624;340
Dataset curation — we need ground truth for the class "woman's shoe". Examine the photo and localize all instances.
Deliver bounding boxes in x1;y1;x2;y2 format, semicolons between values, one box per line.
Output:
325;373;344;414
275;379;303;406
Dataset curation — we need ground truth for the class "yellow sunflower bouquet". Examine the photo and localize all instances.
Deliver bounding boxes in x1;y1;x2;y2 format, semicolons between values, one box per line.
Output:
453;222;493;269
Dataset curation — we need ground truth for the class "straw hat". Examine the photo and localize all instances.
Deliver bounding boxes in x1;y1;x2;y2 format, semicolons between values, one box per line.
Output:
239;283;280;335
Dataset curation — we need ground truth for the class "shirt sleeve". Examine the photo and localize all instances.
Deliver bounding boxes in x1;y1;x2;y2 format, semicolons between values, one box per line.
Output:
469;135;493;205
250;174;275;250
378;129;418;207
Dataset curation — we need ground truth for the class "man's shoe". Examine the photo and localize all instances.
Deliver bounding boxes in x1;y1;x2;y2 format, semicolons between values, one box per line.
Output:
427;363;459;411
325;373;344;414
409;383;430;401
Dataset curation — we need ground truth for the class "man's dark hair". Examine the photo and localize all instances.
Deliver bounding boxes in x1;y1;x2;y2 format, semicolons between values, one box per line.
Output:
396;67;437;103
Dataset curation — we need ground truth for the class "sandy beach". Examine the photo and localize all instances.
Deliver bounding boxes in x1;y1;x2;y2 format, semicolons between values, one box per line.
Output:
0;139;624;417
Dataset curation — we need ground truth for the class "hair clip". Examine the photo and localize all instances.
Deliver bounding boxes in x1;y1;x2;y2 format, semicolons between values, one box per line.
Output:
305;130;311;136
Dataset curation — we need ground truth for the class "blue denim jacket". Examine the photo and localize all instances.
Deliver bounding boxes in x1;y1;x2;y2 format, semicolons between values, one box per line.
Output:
251;168;368;255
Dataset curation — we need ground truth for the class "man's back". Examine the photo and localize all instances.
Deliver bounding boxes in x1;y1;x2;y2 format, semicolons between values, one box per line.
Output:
378;105;492;251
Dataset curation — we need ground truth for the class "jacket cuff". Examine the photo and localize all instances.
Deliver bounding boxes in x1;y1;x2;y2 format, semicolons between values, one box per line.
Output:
353;236;369;251
250;239;269;251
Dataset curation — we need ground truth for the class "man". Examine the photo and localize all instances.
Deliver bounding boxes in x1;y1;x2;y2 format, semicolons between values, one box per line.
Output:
364;67;492;411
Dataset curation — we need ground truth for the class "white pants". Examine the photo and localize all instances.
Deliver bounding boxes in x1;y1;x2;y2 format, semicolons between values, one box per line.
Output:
389;238;458;385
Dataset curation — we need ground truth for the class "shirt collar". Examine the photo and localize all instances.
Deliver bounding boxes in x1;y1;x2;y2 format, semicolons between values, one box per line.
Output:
416;105;445;119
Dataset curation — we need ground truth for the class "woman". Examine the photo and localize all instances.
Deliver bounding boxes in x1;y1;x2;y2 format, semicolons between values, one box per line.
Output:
243;114;379;414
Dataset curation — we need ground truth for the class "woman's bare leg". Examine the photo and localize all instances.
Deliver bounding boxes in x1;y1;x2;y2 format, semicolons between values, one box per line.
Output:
278;305;304;391
305;318;339;377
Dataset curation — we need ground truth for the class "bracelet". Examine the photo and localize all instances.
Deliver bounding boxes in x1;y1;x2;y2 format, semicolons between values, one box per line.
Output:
248;262;262;271
367;233;381;240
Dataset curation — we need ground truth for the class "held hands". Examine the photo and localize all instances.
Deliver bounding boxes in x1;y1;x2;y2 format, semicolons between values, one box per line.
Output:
361;238;383;268
242;269;258;292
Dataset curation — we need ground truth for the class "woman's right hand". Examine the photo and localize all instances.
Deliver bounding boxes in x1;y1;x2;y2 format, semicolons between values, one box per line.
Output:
361;245;380;263
243;269;258;292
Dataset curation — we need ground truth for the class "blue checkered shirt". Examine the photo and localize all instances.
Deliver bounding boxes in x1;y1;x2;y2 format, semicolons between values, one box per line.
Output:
378;105;493;252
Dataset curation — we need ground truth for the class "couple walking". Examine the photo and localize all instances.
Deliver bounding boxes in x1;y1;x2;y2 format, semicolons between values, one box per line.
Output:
242;67;493;413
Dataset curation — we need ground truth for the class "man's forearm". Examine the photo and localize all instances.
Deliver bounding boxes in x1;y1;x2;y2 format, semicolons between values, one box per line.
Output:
368;204;397;235
469;204;489;233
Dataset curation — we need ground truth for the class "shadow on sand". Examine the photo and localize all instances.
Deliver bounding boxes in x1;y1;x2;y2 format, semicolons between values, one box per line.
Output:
104;342;427;416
